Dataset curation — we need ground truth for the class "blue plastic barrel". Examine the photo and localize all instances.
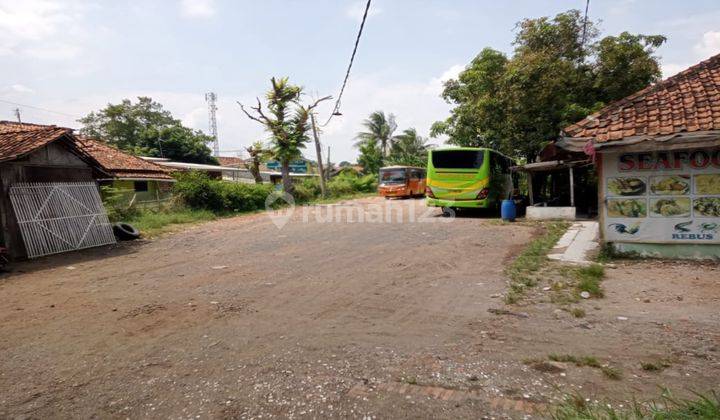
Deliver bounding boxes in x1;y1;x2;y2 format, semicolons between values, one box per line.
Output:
501;199;516;222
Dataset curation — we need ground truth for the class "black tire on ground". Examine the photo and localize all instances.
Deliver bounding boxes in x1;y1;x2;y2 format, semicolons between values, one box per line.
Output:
113;223;140;240
441;207;454;217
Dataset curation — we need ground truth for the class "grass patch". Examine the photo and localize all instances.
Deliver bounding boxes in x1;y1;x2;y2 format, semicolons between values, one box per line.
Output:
126;207;217;236
596;242;642;263
550;264;606;305
549;354;600;367
600;365;622;380
121;192;375;237
575;264;605;298
504;222;569;304
550;390;720;419
641;359;672;372
547;354;621;380
570;307;586;318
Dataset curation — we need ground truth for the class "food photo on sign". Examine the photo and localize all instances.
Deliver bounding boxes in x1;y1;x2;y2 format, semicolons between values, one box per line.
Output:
602;149;720;244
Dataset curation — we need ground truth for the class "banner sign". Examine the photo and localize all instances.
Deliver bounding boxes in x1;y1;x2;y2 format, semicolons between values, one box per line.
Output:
602;149;720;243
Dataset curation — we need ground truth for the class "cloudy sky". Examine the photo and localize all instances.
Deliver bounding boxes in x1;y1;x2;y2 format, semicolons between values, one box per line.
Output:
1;0;719;162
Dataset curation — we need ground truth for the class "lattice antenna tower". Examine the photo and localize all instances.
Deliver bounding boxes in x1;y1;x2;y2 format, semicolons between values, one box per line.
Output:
205;92;219;156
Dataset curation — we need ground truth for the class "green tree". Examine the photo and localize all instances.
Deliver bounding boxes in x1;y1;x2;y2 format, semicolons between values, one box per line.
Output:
355;111;397;157
593;32;666;103
430;48;509;150
432;9;665;161
387;128;431;167
79;96;217;164
239;77;322;193
357;138;383;175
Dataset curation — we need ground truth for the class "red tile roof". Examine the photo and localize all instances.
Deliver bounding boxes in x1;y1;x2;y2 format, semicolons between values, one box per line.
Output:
563;53;720;143
0;121;73;162
0;121;171;180
75;137;173;180
217;156;246;167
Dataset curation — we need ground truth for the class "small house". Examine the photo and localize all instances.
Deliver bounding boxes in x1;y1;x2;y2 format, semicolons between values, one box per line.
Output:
0;122;115;259
559;53;720;259
76;138;175;206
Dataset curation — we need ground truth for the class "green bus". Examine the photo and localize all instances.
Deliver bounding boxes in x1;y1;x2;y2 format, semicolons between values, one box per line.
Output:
425;147;515;211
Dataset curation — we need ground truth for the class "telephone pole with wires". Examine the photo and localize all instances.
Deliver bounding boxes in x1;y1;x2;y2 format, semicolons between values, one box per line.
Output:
13;108;21;123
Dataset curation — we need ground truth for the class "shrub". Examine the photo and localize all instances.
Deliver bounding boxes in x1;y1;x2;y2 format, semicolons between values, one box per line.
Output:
220;182;274;212
173;171;225;211
327;172;377;196
173;171;375;213
327;175;355;196
292;178;322;202
101;185;141;222
173;171;273;213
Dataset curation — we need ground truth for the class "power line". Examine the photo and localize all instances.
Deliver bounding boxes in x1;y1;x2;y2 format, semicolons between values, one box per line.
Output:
323;0;372;126
581;0;590;47
0;98;82;119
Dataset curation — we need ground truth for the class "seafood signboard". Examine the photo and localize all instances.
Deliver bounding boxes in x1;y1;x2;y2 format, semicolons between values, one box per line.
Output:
603;149;720;243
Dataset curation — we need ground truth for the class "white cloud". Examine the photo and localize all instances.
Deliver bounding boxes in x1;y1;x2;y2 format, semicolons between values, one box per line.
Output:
346;0;381;22
694;30;720;58
661;62;692;79
182;107;208;131
25;43;82;60
180;0;216;19
662;30;720;79
608;0;637;16
7;64;460;163
312;65;461;161
1;84;35;94
0;0;88;59
426;64;464;96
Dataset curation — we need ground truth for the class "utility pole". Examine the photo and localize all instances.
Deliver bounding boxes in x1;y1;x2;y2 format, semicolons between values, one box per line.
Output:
310;113;327;197
205;92;219;157
13;108;21;123
325;145;331;180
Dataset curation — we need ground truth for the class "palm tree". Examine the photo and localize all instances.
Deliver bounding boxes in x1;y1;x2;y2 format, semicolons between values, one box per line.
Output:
387;128;431;167
354;111;397;157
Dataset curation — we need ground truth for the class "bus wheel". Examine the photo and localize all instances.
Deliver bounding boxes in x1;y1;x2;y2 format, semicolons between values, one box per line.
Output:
441;207;454;217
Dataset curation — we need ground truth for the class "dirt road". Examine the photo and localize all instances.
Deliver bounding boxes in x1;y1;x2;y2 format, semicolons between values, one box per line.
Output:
1;197;718;418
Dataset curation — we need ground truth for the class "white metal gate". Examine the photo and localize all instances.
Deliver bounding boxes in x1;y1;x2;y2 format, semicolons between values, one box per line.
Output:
9;182;116;258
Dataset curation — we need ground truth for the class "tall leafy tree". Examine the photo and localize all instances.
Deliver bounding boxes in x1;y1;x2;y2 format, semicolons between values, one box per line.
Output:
593;32;666;102
79;97;217;164
239;77;325;193
432;9;665;161
387;128;431;167
355;111;397;157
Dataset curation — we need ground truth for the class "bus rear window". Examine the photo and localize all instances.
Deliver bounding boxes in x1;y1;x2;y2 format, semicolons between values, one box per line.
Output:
431;150;484;169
